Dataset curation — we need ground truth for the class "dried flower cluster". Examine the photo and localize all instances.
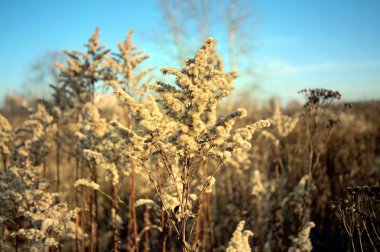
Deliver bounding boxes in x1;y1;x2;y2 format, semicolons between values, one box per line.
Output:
0;108;74;251
298;88;341;109
226;221;253;252
288;222;315;252
107;36;269;251
330;186;380;251
0;27;378;252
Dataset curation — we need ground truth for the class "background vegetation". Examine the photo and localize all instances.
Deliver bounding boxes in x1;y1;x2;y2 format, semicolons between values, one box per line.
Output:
1;1;379;251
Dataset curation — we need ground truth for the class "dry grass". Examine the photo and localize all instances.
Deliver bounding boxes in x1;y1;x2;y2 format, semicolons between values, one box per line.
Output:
0;28;379;252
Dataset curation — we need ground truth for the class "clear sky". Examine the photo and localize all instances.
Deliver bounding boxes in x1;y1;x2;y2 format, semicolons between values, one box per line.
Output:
1;0;379;103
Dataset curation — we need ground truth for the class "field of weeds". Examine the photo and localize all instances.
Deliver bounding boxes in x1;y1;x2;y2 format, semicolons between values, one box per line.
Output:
0;29;379;252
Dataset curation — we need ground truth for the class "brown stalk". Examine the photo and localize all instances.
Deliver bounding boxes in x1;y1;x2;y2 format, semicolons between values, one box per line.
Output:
113;182;121;252
130;166;139;252
143;206;151;252
157;164;168;252
55;129;61;192
89;187;94;252
75;211;80;252
206;194;214;248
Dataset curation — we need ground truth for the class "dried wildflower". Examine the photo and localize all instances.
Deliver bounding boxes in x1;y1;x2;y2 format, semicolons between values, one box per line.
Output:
10;104;57;167
74;178;100;190
0;113;14;165
226;221;253;252
288;222;315;252
226;120;271;151
266;100;299;139
298;88;341;109
0;159;72;250
83;149;119;186
282;176;315;214
44;237;59;248
104;30;153;98
135;199;157;209
53;28;111;106
197;176;216;193
108;37;269;250
331;185;380;251
251;170;265;198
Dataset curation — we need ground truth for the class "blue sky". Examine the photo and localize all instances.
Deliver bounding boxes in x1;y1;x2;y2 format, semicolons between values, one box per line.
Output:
0;0;379;103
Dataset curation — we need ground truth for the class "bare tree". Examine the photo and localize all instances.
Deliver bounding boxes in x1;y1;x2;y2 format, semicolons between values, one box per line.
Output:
156;0;189;65
22;50;66;99
217;0;256;71
155;0;257;72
